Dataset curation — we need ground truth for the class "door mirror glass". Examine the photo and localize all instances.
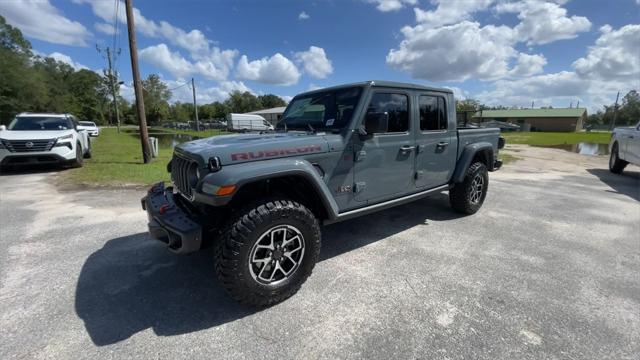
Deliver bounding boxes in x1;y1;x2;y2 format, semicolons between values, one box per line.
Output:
364;112;389;135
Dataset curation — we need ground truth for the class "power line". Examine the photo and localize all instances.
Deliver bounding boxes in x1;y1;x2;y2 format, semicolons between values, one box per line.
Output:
168;81;191;92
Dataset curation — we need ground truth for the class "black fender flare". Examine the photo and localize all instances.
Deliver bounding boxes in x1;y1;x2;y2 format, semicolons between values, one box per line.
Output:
452;142;494;183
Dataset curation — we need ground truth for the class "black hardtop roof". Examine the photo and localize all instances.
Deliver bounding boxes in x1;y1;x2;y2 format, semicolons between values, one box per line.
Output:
296;80;453;97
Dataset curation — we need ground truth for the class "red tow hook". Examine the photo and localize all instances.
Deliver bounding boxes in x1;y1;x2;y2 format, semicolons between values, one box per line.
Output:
159;204;171;215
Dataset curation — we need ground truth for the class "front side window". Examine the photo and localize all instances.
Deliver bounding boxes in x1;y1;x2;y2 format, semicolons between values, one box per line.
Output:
419;95;447;131
8;117;74;131
279;86;363;132
365;93;409;133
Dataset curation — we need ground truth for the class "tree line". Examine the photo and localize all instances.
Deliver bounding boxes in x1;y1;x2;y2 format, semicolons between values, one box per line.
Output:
0;16;286;126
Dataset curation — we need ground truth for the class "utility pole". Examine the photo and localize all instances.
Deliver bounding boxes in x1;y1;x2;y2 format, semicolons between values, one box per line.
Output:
125;0;151;163
192;77;199;132
610;91;620;131
97;45;121;133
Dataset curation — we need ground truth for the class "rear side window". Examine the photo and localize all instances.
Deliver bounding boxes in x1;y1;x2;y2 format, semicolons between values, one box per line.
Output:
420;95;448;131
366;93;409;133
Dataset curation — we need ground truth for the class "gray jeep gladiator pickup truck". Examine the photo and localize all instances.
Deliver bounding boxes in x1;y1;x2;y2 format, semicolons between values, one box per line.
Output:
142;81;504;307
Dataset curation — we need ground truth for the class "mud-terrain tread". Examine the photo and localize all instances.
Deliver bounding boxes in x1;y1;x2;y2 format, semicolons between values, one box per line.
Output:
214;199;321;307
449;161;488;215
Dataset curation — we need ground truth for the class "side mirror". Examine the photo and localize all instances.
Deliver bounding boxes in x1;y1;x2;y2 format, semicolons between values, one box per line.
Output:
361;112;388;137
0;125;6;131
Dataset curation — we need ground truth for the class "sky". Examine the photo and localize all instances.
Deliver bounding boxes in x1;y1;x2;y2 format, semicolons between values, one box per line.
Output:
1;0;639;112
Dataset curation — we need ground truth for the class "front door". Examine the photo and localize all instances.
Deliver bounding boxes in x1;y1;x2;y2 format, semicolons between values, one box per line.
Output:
354;91;415;203
414;93;457;188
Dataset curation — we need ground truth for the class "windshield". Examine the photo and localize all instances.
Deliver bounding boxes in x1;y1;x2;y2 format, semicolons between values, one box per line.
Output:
278;86;363;132
79;121;95;126
8;116;74;131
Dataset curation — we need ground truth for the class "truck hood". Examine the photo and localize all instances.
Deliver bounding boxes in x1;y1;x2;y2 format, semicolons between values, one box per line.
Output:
176;132;330;165
0;129;74;140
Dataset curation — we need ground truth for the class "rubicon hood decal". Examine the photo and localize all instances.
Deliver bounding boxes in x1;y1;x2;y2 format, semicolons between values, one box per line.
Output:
231;145;323;161
176;132;330;165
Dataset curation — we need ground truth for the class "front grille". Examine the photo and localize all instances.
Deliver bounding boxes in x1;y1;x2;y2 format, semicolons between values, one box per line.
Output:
3;139;55;153
171;154;196;199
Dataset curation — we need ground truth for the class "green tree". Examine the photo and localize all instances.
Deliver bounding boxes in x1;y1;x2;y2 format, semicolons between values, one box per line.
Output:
620;90;640;125
258;94;286;109
224;91;261;113
169;102;193;122
142;74;171;124
199;101;228;119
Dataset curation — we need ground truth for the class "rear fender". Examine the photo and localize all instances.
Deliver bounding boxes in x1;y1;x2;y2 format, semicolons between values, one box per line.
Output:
452;142;494;183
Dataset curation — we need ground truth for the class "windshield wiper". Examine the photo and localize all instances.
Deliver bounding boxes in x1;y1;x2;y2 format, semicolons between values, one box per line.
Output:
307;123;315;133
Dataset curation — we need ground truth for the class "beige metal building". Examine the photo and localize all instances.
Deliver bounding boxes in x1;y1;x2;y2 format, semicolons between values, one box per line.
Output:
473;108;587;132
245;107;286;125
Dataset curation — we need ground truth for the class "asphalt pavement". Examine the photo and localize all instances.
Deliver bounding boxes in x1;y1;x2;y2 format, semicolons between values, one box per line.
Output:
0;147;638;359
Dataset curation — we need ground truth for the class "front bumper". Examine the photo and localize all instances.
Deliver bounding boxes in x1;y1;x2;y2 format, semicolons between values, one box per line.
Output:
141;182;203;254
0;147;76;166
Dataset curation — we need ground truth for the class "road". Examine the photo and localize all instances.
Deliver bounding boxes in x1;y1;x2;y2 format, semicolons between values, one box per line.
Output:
1;146;638;359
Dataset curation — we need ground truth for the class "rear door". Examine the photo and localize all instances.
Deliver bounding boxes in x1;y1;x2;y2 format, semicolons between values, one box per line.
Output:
354;90;416;203
414;93;456;188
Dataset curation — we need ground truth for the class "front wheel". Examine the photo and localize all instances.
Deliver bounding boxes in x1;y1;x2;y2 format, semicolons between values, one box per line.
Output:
215;199;321;307
71;143;84;168
449;161;488;215
609;143;627;174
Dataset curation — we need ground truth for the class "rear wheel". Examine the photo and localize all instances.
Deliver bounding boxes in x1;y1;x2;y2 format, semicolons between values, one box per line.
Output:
609;143;627;174
215;198;321;307
450;161;488;215
83;139;92;159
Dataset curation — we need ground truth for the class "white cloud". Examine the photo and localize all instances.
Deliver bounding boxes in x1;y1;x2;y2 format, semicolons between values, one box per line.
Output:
572;24;640;83
476;71;587;107
368;0;417;12
118;83;135;102
74;0;238;80
139;44;195;79
496;0;591;45
414;0;493;27
94;22;116;35
168;79;253;104
444;86;469;100
298;11;310;20
47;52;89;71
510;53;547;77
138;43;235;81
0;0;90;46
235;54;301;85
295;46;334;79
387;21;519;81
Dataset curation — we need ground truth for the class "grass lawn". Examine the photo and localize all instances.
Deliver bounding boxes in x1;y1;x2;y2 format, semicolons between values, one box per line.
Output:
502;131;611;146
63;127;222;187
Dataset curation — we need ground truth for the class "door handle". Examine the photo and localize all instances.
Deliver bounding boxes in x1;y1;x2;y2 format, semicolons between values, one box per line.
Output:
436;142;449;148
400;145;416;153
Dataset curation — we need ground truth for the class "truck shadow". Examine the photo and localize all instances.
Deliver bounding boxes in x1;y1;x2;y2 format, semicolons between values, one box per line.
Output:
75;192;462;345
586;168;640;201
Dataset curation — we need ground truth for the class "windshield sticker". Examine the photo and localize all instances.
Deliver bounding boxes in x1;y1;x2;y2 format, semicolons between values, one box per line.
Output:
325;118;335;126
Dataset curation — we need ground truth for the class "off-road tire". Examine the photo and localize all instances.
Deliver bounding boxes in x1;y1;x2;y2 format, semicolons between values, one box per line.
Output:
215;199;321;307
449;161;488;215
83;139;92;159
609;142;627;174
71;143;84;168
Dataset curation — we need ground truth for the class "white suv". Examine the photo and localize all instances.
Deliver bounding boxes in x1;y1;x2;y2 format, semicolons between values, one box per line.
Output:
0;113;91;169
